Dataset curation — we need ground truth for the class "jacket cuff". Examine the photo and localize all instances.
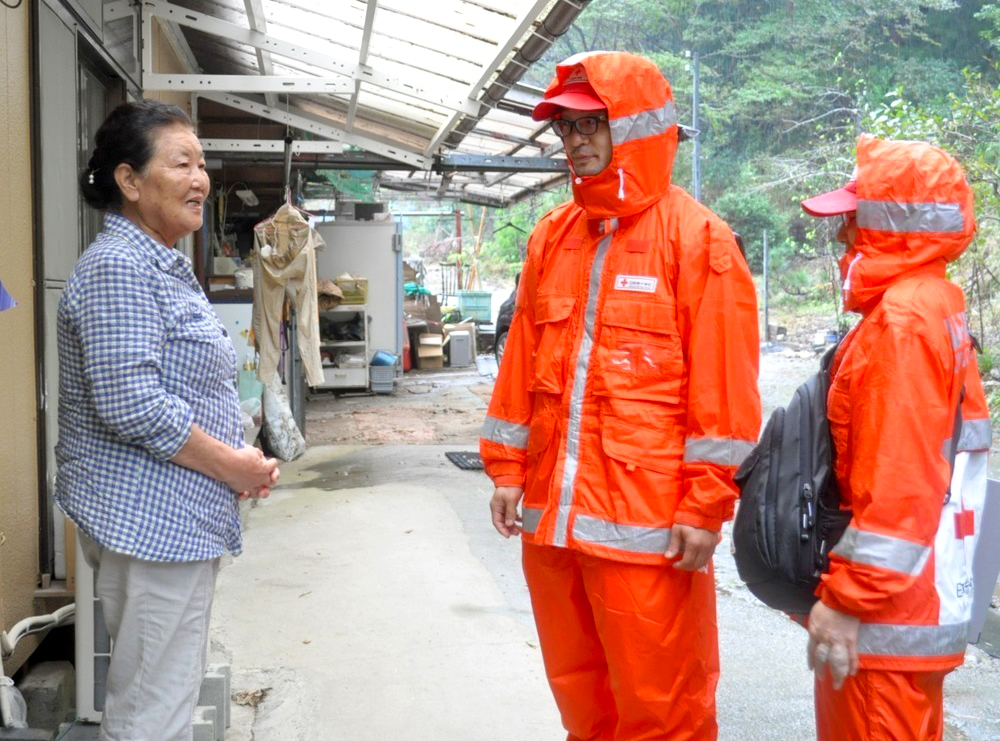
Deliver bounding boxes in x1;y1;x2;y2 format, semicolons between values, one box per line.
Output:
672;509;724;532
818;585;853;615
491;474;526;488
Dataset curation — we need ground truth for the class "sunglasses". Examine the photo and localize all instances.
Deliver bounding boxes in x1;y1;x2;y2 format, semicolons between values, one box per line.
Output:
549;115;608;138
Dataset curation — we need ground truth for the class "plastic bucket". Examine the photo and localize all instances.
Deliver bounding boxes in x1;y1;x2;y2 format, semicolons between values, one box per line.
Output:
370;350;398;366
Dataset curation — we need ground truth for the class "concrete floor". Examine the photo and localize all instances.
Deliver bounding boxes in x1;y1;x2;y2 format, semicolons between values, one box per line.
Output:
208;356;1000;741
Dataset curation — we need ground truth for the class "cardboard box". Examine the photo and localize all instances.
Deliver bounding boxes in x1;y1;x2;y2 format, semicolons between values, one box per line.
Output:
417;333;444;369
416;354;444;370
418;333;444;349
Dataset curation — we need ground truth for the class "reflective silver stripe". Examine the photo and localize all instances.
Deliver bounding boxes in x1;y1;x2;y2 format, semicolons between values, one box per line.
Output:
610;102;678;147
521;507;543;535
683;437;755;467
944;313;967;352
857;622;968;658
481;416;530;450
831;526;931;577
572;514;672;554
856;200;964;234
958;418;992;452
554;220;617;547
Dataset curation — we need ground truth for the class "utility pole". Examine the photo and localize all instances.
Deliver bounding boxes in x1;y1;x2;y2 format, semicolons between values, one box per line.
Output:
691;50;701;203
763;229;769;347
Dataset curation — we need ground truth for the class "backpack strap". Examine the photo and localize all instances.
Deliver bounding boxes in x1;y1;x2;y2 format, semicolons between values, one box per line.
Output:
943;386;966;505
819;340;839;378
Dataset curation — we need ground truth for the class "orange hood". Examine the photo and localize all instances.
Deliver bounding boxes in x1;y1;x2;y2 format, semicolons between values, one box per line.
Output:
843;135;976;313
542;52;678;220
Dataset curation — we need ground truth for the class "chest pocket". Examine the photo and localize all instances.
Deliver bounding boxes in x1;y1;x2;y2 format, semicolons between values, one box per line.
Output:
593;296;683;402
530;292;576;394
165;300;237;393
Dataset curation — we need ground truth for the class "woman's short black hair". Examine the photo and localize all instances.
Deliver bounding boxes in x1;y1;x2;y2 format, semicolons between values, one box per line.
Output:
79;99;194;212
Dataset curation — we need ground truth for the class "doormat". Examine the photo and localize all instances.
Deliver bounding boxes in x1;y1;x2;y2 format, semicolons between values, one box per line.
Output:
445;451;484;471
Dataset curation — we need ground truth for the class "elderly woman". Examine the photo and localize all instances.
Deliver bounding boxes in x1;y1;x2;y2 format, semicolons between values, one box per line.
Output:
56;100;279;741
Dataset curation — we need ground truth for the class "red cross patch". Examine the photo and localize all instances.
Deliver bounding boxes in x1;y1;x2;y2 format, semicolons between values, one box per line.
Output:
613;275;657;293
954;509;975;539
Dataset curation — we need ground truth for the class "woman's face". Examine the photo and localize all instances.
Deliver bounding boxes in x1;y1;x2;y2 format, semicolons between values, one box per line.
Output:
117;123;210;247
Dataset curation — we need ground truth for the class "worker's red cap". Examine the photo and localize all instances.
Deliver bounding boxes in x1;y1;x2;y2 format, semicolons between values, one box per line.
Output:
532;66;605;121
801;179;858;217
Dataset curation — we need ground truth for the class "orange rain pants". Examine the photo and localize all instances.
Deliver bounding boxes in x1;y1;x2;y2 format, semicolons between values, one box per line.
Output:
815;669;948;741
522;542;719;741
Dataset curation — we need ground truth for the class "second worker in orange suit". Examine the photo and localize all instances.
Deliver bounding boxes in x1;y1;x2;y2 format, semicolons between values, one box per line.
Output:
800;135;992;741
480;51;762;741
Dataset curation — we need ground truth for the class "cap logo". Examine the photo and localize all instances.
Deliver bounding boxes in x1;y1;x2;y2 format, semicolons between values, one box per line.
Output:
564;65;588;86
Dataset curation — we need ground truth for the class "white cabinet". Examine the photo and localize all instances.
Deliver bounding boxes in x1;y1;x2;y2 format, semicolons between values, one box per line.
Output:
315;220;402;359
317;304;369;389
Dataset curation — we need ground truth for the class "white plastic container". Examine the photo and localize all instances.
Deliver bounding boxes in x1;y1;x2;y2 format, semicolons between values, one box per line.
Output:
448;330;473;367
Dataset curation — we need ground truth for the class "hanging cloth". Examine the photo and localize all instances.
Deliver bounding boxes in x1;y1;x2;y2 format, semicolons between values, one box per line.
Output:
251;202;325;386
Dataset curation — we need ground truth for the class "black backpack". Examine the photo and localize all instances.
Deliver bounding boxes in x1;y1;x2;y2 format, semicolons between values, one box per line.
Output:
732;344;851;614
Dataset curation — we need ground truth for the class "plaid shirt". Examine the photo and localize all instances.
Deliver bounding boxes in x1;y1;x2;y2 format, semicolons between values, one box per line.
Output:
56;213;243;562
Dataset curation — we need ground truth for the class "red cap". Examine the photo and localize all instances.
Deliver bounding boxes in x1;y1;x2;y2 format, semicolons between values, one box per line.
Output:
532;66;605;121
801;179;857;217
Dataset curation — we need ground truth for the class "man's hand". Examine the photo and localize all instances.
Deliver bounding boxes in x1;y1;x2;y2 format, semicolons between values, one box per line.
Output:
807;600;860;690
490;487;524;538
664;523;719;571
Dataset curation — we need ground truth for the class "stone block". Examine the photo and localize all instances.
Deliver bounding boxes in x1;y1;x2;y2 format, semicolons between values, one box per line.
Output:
197;666;229;740
192;705;216;741
206;664;231;729
17;661;74;731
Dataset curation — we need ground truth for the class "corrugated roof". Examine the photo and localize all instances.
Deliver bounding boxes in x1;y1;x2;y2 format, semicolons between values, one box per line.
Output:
135;0;588;209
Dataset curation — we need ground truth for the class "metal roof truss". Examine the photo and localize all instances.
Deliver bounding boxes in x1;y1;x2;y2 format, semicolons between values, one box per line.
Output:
115;0;589;205
137;1;484;116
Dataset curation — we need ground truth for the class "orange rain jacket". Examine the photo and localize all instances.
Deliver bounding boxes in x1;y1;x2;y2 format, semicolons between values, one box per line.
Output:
821;136;992;671
480;52;761;565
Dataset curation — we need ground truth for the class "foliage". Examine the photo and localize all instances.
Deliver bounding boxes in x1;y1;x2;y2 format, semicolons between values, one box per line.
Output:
390;188;569;279
396;0;1000;359
980;347;996;377
316;169;376;201
526;0;997;253
862;64;1000;353
520;0;1000;354
711;188;786;272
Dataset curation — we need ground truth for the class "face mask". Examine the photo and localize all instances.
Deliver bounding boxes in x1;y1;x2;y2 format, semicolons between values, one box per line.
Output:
838;249;856;284
839;250;863;305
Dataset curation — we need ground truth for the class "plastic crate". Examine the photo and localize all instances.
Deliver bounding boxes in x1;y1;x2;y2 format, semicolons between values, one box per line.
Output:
369;365;395;394
335;277;368;304
457;290;492;321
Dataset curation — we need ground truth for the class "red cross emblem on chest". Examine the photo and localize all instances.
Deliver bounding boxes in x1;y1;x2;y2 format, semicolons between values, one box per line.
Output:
954;509;976;539
618;276;628;288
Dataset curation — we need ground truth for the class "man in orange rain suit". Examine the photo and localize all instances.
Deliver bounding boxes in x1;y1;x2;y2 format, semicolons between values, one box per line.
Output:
479;52;761;741
800;135;992;741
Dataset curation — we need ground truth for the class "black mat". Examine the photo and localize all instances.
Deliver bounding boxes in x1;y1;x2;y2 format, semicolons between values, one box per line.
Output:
445;451;484;471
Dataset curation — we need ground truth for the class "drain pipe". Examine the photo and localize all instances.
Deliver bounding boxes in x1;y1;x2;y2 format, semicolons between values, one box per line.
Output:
0;603;75;728
0;603;76;659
